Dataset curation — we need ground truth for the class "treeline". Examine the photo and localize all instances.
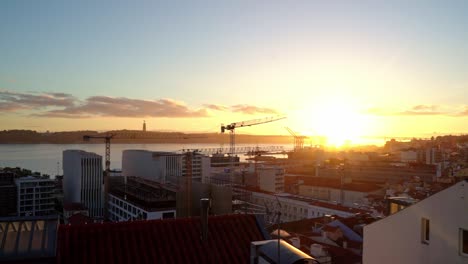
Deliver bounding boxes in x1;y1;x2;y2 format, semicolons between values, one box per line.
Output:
0;130;292;144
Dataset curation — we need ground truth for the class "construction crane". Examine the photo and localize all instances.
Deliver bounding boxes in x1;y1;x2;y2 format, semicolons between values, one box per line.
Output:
83;133;115;220
285;127;307;151
221;116;286;156
83;134;115;175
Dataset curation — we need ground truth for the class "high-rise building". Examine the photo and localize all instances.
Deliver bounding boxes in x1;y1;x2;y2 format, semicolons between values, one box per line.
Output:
15;176;55;217
63;150;104;218
122;150;210;185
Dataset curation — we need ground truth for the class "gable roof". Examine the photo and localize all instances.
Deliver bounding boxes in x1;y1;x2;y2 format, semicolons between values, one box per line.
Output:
57;214;266;264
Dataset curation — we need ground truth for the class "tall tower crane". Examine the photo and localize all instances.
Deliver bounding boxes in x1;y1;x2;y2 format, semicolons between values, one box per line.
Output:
285;127;307;151
83;133;115;220
221;116;286;156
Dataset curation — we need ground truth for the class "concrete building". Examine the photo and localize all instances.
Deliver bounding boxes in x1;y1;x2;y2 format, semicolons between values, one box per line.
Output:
108;176;176;222
256;166;285;193
250;191;370;223
316;162;436;183
122;150;210;185
15;176;55;217
109;194;176;221
63;150;104;218
363;180;468;264
297;183;383;207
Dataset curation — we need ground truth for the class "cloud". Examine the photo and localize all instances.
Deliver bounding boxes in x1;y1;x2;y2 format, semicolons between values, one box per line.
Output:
453;106;468;117
231;104;279;115
0;90;76;112
0;90;280;118
36;96;209;118
204;103;280;115
365;105;462;116
204;104;229;111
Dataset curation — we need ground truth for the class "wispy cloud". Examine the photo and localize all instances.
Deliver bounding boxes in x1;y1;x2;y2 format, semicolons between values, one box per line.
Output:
204;103;280;115
365;104;468;117
0;90;280;118
204;104;229;111
36;96;209;118
0;90;76;112
231;104;279;115
454;106;468;117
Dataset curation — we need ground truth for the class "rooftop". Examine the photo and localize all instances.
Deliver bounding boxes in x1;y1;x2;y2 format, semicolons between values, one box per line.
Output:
57;214;266;264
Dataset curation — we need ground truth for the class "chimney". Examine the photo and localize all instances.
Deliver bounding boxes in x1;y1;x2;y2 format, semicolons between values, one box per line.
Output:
200;198;210;241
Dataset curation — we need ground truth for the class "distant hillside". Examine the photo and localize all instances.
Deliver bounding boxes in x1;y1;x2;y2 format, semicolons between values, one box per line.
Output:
0;130;292;144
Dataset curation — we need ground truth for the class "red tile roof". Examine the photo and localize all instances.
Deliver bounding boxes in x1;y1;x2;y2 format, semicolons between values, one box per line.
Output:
56;214;265;264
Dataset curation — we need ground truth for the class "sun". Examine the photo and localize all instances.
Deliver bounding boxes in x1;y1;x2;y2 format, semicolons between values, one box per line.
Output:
300;97;369;148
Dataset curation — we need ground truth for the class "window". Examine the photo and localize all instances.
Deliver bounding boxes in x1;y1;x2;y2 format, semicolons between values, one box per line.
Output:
421;218;430;244
460;228;468;256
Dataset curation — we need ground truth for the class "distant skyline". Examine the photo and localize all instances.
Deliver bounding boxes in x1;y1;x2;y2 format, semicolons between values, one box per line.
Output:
2;1;468;146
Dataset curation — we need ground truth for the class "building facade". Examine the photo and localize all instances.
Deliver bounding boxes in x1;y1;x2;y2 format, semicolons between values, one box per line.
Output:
63;150;104;218
363;180;468;264
257;167;285;193
250;191;368;223
122;150;210;185
108;194;176;222
15;176;55;217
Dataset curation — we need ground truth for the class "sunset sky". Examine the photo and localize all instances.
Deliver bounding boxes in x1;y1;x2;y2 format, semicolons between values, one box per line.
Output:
1;1;468;146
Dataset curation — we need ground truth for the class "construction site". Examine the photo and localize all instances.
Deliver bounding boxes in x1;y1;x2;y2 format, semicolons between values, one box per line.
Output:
82;115;320;223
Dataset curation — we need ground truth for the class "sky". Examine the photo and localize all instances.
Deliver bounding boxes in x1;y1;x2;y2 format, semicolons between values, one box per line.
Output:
1;0;468;146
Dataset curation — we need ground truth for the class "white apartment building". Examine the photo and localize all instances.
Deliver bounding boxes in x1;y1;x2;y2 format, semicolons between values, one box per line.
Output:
250;191;368;223
108;194;176;222
363;180;468;264
298;184;383;207
15;176;55;217
63;150;104;218
122;150;210;185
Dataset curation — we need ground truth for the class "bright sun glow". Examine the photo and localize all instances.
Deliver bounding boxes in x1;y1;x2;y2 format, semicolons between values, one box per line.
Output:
300;96;370;148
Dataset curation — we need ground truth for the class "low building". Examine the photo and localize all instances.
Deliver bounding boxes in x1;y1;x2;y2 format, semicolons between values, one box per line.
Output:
108;176;176;222
363;180;468;264
294;177;384;207
250;191;371;223
15;176;55;217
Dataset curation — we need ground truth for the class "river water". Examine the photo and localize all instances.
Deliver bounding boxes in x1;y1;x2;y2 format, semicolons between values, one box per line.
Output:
0;143;292;177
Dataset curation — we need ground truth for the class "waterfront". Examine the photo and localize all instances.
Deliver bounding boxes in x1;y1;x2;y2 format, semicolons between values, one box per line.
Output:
0;143;292;177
